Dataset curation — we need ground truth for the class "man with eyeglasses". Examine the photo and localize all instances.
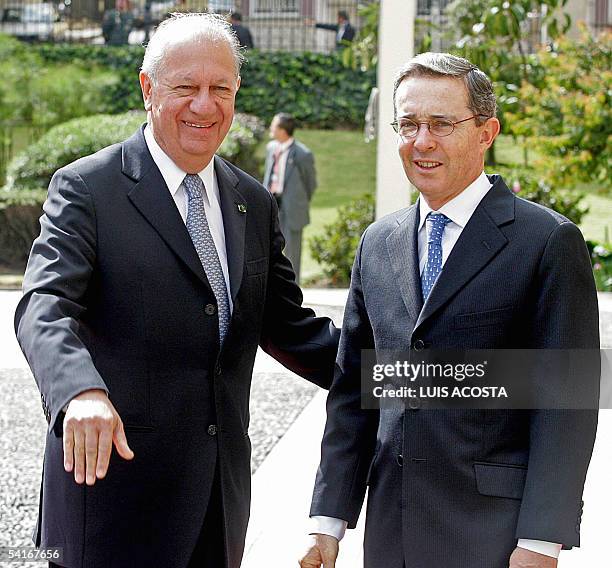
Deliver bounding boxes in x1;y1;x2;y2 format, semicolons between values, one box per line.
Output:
299;52;599;568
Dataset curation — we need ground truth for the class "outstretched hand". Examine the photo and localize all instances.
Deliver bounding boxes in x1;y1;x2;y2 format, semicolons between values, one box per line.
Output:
63;389;134;485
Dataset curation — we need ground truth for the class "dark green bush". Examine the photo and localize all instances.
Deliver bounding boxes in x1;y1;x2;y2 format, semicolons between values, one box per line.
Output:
309;193;375;286
587;240;612;292
238;51;376;128
31;44;376;128
0;111;265;268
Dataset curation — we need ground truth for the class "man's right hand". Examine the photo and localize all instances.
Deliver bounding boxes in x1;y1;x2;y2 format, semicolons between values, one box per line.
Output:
299;534;339;568
63;389;134;485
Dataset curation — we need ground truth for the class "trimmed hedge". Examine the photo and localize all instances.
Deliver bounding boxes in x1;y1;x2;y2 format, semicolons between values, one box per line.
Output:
0;111;265;267
32;44;376;128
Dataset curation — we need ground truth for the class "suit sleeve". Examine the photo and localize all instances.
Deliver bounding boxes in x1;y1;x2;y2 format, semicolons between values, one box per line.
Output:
315;23;339;32
14;167;108;432
516;221;599;548
262;142;274;189
309;230;379;527
298;151;317;200
259;192;339;389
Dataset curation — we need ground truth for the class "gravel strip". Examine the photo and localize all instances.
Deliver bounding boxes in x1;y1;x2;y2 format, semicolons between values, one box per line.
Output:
0;303;344;566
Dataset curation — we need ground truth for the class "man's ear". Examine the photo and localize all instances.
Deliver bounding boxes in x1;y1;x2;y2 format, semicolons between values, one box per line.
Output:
480;117;501;149
236;75;241;93
139;72;153;112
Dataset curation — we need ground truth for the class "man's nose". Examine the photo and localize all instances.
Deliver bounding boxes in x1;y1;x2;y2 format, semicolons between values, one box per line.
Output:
190;89;216;115
412;123;436;152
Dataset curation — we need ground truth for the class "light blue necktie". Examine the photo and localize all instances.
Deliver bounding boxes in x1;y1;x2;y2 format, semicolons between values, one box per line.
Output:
183;174;230;343
421;212;451;301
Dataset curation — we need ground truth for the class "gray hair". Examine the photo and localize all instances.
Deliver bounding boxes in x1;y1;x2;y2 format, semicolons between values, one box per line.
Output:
393;52;497;124
141;13;244;83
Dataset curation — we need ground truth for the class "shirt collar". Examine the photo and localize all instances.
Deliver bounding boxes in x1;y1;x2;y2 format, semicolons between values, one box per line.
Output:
277;137;294;152
418;171;491;231
144;124;216;203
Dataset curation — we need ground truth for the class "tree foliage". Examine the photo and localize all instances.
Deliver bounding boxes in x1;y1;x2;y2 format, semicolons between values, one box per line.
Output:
447;0;571;135
508;29;611;189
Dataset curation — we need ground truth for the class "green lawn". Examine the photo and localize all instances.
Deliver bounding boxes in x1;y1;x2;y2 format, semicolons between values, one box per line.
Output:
259;130;611;283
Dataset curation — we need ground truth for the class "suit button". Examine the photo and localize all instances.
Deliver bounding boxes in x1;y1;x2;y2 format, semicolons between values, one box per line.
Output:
413;339;425;351
205;304;216;316
408;398;421;410
396;454;403;467
207;424;218;436
215;363;222;376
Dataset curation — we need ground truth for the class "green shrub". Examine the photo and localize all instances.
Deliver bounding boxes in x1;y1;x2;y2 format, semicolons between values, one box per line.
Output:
31;44;376;128
587;240;612;292
309;193;375;286
0;111;265;268
5;112;146;192
497;167;588;226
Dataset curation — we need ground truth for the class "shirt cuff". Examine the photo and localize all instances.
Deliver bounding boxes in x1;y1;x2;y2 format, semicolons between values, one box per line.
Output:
517;539;562;558
309;516;348;541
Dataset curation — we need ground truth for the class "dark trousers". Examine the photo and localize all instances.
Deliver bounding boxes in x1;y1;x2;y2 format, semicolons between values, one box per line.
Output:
187;466;226;567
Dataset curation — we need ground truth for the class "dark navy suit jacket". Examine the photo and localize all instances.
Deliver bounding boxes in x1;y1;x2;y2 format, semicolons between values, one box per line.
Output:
15;126;339;568
311;176;599;568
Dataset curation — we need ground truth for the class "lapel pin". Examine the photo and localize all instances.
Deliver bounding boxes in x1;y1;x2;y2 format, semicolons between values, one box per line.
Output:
237;203;247;214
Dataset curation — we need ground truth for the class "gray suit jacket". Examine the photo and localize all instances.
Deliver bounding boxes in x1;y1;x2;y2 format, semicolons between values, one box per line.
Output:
311;175;599;568
263;140;316;231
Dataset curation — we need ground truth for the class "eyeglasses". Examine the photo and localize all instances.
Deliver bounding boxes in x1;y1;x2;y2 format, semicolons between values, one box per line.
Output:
390;115;489;138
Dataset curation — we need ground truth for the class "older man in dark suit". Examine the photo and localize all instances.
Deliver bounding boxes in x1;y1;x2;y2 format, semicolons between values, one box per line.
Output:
300;52;599;568
15;13;338;568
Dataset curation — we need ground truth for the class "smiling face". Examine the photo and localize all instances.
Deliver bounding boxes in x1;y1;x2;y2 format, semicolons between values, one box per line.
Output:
394;75;499;209
139;39;240;173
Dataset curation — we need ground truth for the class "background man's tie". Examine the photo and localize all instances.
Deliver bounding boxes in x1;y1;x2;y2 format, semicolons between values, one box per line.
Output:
421;212;451;301
183;174;230;343
269;145;283;195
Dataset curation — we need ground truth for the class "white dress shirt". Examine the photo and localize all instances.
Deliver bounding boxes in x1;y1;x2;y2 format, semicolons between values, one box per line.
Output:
143;125;233;312
269;137;294;195
310;171;562;559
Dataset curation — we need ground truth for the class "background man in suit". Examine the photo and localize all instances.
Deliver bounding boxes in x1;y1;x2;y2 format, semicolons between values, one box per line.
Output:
229;12;254;49
15;13;338;568
311;10;355;50
300;52;599;568
263;113;317;282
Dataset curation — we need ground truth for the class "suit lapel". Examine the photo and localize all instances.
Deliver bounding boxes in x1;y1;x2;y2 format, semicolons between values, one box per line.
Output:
215;156;247;303
387;205;423;327
415;177;514;330
124;127;210;287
